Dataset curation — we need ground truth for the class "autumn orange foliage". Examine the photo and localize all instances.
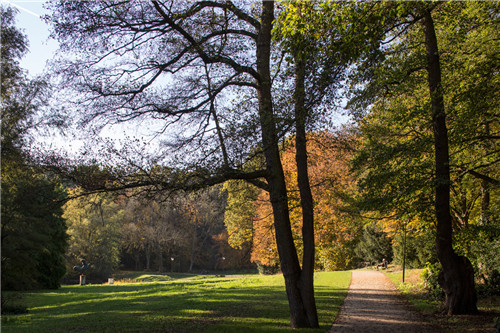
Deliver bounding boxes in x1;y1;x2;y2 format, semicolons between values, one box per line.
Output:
250;131;361;270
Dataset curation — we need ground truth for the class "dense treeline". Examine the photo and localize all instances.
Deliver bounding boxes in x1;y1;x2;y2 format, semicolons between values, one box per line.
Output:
1;6;67;293
62;186;253;282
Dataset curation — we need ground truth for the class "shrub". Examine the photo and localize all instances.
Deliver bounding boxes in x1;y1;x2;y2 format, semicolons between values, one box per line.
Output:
420;261;444;301
354;224;393;264
1;293;28;315
256;263;280;275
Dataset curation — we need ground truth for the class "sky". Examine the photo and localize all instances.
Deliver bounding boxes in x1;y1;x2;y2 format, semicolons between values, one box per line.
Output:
2;0;57;77
3;0;351;161
3;0;146;157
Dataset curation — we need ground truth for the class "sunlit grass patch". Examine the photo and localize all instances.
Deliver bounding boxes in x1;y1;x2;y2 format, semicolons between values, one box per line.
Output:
2;271;350;332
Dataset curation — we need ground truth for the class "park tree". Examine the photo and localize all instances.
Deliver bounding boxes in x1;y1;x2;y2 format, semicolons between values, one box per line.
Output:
1;6;67;291
251;189;283;270
250;132;361;271
223;179;259;250
183;187;229;272
434;3;500;288
354;224;393;265
2;167;68;290
305;132;362;271
271;2;386;323
222;151;266;267
63;189;124;280
421;5;478;314
45;0;331;326
121;194;190;272
349;1;499;314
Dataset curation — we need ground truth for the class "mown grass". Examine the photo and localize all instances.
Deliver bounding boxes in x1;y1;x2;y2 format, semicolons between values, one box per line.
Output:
384;267;500;333
1;271;350;333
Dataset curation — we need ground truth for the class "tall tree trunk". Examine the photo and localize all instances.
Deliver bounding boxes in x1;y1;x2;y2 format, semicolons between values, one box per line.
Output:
256;1;311;328
294;56;319;328
423;8;478;315
158;247;164;272
135;253;140;271
189;220;196;272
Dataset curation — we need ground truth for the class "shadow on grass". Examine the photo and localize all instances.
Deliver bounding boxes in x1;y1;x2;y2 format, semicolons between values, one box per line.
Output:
2;273;349;333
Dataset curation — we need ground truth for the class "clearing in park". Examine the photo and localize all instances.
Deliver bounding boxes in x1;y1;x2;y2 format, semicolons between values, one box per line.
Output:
1;271;350;333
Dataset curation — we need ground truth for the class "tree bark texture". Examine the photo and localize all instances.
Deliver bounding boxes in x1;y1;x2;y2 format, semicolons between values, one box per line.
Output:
294;56;319;328
256;1;311;328
423;8;478;315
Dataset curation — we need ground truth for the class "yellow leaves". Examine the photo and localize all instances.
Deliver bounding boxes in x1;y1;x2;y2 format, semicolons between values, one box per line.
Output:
374;212;428;240
251;192;279;266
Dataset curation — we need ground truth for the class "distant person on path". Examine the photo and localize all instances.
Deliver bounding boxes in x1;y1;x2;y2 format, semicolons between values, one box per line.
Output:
73;259;89;273
376;258;387;270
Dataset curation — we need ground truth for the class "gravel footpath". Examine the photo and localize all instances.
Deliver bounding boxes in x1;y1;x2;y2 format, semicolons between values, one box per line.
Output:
328;270;442;332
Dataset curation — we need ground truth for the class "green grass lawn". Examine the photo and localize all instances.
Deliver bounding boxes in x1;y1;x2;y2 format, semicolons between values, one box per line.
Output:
1;271;350;332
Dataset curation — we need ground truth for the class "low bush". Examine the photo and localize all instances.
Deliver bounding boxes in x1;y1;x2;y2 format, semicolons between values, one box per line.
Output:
420;262;444;301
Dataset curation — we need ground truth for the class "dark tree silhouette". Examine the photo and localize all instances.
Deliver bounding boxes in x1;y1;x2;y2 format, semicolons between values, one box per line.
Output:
47;0;317;327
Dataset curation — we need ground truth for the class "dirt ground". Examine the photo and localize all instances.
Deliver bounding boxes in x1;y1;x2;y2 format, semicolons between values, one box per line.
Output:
328;270;442;332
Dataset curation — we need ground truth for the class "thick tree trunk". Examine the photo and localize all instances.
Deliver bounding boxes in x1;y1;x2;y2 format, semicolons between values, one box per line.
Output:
256;1;311;328
294;56;319;328
423;8;478;315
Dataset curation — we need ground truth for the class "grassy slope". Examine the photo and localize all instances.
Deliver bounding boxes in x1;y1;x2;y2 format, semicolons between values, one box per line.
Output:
1;271;350;333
